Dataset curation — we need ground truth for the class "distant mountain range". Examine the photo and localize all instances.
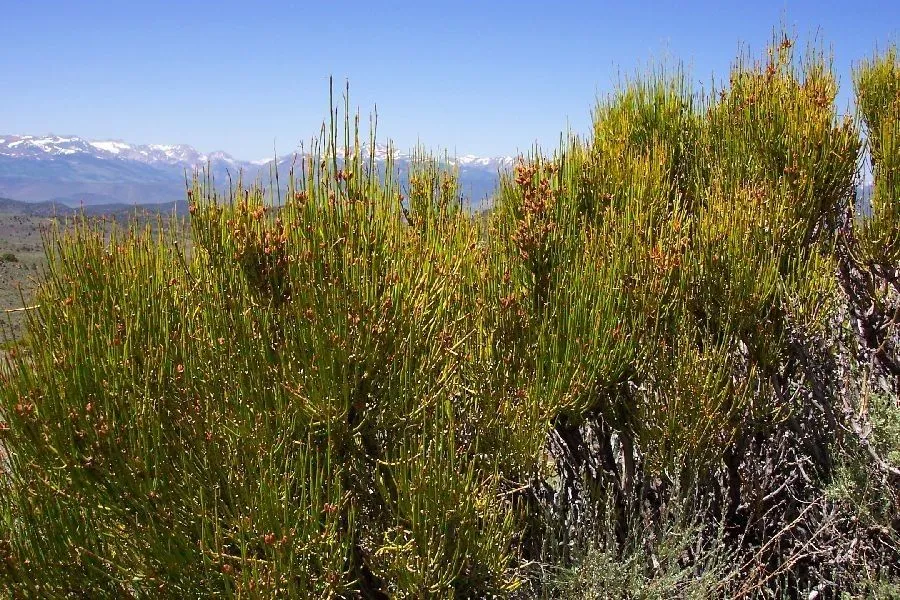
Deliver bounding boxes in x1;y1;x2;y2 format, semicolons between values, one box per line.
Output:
0;134;515;209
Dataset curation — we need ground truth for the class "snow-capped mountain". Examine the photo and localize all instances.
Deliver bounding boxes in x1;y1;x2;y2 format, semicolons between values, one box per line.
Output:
0;134;512;208
0;134;242;166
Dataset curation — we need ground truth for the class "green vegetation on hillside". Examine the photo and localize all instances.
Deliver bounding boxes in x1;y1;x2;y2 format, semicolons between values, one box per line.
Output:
1;35;898;598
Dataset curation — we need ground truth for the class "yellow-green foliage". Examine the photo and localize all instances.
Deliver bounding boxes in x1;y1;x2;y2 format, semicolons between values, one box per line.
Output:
856;46;900;265
488;37;856;474
0;38;896;598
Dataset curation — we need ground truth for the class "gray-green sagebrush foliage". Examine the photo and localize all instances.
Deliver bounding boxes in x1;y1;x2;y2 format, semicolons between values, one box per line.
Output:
1;35;898;598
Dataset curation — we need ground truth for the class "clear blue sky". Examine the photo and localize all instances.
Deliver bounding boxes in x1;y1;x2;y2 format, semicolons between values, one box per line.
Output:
2;1;898;160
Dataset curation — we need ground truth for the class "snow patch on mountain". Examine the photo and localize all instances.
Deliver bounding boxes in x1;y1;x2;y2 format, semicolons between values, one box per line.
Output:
451;154;515;169
90;141;131;154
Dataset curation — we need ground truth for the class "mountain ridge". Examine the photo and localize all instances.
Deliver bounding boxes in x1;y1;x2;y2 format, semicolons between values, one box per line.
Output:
0;195;188;217
0;134;513;209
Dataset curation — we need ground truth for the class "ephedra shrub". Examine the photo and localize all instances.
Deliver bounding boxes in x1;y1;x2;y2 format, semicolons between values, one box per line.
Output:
1;37;899;599
0;108;523;597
